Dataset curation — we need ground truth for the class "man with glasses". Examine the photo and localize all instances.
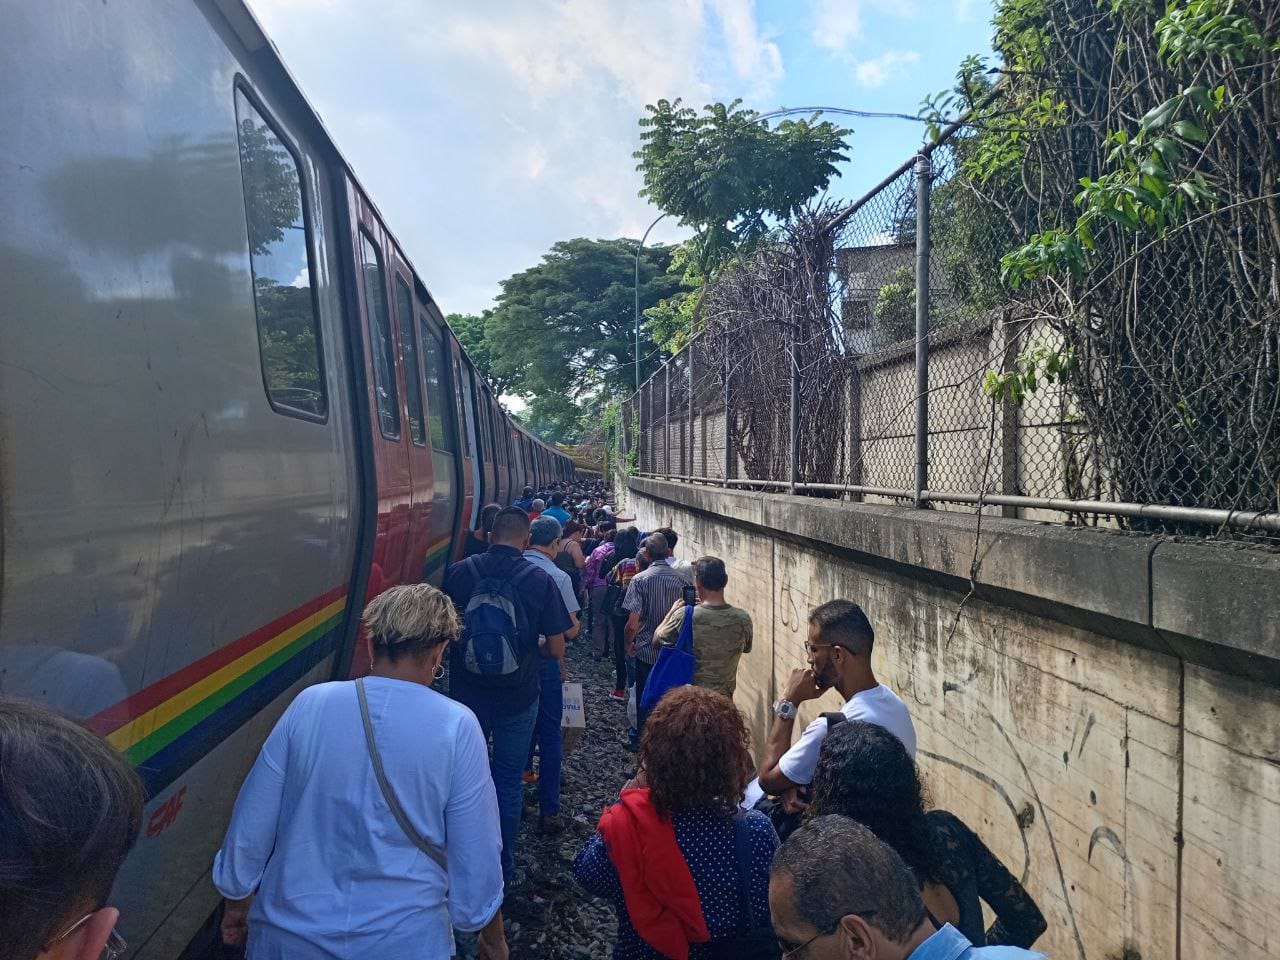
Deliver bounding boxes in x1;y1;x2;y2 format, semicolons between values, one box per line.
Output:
771;816;1046;960
755;600;915;811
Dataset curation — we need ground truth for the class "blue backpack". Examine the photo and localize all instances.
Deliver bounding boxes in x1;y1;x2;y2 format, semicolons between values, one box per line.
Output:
459;557;535;682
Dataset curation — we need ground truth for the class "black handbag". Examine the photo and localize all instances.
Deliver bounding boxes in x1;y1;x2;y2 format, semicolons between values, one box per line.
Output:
698;812;777;959
752;712;847;843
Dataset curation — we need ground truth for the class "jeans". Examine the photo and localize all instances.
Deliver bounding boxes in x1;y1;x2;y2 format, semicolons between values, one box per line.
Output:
461;694;539;882
526;658;563;817
634;656;654;734
612;615;629;692
587;584;610;658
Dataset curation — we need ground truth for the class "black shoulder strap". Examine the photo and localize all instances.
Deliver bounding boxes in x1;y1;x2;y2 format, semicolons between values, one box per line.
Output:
821;711;847;728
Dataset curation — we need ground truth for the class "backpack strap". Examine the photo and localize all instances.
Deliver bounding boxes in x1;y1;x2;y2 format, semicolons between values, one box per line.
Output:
821;711;847;728
356;679;449;873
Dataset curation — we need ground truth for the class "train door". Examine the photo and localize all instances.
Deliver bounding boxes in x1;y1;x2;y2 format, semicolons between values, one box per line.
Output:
474;374;496;506
456;353;483;523
351;198;411;630
419;309;461;580
387;249;433;585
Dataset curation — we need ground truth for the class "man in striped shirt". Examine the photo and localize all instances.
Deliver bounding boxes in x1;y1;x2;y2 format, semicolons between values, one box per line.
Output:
622;533;689;732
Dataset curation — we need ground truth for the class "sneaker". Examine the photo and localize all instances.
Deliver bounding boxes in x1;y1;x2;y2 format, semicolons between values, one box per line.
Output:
608;688;627;701
522;770;539;785
539;813;566;835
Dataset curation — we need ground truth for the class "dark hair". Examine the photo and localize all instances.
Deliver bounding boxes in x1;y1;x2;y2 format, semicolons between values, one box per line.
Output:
562;520;584;538
613;526;640;561
656;527;679;551
478;503;501;536
0;699;145;960
810;599;874;656
772;816;928;944
550;492;565;507
808;721;943;884
642;533;670;562
693;556;727;591
522;486;534;498
639;687;752;818
491;506;532;545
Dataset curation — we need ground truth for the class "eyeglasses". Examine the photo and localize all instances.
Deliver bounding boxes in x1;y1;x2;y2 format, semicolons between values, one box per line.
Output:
44;912;127;960
803;641;836;654
777;910;876;959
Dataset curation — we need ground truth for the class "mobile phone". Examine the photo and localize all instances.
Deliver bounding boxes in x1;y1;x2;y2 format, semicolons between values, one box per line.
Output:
682;585;698;606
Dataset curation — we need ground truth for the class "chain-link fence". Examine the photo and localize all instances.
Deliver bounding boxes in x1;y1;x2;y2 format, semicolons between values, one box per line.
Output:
618;125;1280;543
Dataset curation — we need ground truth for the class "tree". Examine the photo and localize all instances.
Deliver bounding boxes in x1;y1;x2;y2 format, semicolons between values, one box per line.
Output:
446;309;514;396
635;99;850;278
514;393;589;445
481;238;682;433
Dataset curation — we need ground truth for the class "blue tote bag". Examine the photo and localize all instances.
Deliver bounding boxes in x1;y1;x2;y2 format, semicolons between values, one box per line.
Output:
639;604;696;711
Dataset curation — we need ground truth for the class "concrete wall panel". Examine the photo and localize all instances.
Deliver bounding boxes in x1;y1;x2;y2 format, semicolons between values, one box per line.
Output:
628;477;1279;960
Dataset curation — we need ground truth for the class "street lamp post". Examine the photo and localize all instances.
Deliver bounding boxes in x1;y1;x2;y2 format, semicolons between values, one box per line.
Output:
635;212;666;393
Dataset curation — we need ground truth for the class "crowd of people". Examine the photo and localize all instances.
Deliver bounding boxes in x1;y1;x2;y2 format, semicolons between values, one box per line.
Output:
1;477;1050;960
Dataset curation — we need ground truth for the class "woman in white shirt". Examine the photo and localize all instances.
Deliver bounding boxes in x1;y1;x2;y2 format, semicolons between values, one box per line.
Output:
213;584;508;959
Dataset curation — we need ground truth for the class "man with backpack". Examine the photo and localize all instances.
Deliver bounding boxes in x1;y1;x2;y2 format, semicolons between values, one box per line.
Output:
444;506;573;889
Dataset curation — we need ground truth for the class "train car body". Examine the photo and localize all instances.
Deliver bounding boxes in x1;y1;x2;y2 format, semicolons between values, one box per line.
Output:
0;2;572;956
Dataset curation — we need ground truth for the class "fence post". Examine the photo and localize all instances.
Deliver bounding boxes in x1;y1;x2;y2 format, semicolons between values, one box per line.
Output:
687;345;695;479
998;309;1020;518
664;363;671;478
789;323;801;493
644;382;652;474
914;153;932;509
723;351;736;485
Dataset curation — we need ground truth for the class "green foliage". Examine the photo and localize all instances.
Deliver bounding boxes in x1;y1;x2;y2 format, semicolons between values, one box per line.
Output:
982;344;1078;406
446;309;512;395
634;99;850;277
513;393;590;445
456;238;681;444
872;268;917;345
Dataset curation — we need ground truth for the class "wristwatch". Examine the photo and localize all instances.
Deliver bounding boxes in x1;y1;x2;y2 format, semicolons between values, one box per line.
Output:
774;698;797;721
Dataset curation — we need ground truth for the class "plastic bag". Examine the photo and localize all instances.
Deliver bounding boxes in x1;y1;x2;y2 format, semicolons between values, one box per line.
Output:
561;681;585;753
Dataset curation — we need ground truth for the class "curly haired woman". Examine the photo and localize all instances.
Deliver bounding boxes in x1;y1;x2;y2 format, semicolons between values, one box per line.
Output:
809;720;1046;949
573;686;778;960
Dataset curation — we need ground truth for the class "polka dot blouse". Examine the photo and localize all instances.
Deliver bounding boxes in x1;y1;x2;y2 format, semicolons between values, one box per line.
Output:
573;807;779;959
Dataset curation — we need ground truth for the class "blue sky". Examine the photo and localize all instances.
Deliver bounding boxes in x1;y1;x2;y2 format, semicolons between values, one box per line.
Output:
250;0;995;316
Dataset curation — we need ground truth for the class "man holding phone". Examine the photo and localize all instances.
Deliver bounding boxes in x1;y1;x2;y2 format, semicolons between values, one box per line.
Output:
652;556;753;699
754;599;916;817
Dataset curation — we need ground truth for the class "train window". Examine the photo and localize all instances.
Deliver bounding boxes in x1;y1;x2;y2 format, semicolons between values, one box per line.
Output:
395;276;426;446
421;317;457;453
359;230;400;439
235;88;326;420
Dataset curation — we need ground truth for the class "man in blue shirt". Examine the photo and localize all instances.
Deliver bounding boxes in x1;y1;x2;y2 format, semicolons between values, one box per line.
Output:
770;816;1047;960
443;507;572;888
541;492;572;524
521;516;580;835
513;485;535;511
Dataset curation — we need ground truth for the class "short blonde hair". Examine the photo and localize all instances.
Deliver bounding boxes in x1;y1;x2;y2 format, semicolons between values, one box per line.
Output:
362;583;460;662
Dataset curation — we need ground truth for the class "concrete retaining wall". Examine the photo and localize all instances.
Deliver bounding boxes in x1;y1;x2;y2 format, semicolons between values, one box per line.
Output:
627;477;1280;960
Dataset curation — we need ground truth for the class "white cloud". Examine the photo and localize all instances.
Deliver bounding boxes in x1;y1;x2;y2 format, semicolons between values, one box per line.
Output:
811;0;864;53
854;50;920;88
289;266;310;288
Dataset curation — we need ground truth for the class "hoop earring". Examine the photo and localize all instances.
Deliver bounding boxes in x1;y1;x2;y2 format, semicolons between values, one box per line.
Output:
432;664;445;681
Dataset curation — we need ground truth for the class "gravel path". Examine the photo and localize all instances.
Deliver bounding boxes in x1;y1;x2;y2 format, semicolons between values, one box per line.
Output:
494;636;632;959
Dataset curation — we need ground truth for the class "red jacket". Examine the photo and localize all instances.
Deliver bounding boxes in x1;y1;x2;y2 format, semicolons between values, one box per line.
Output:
598;788;710;959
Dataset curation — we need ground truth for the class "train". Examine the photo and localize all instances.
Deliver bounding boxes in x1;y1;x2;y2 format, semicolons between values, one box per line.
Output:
0;2;576;956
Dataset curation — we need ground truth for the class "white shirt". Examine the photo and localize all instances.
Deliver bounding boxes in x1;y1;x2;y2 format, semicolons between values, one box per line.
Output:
212;678;503;959
777;683;916;786
523;550;580;615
